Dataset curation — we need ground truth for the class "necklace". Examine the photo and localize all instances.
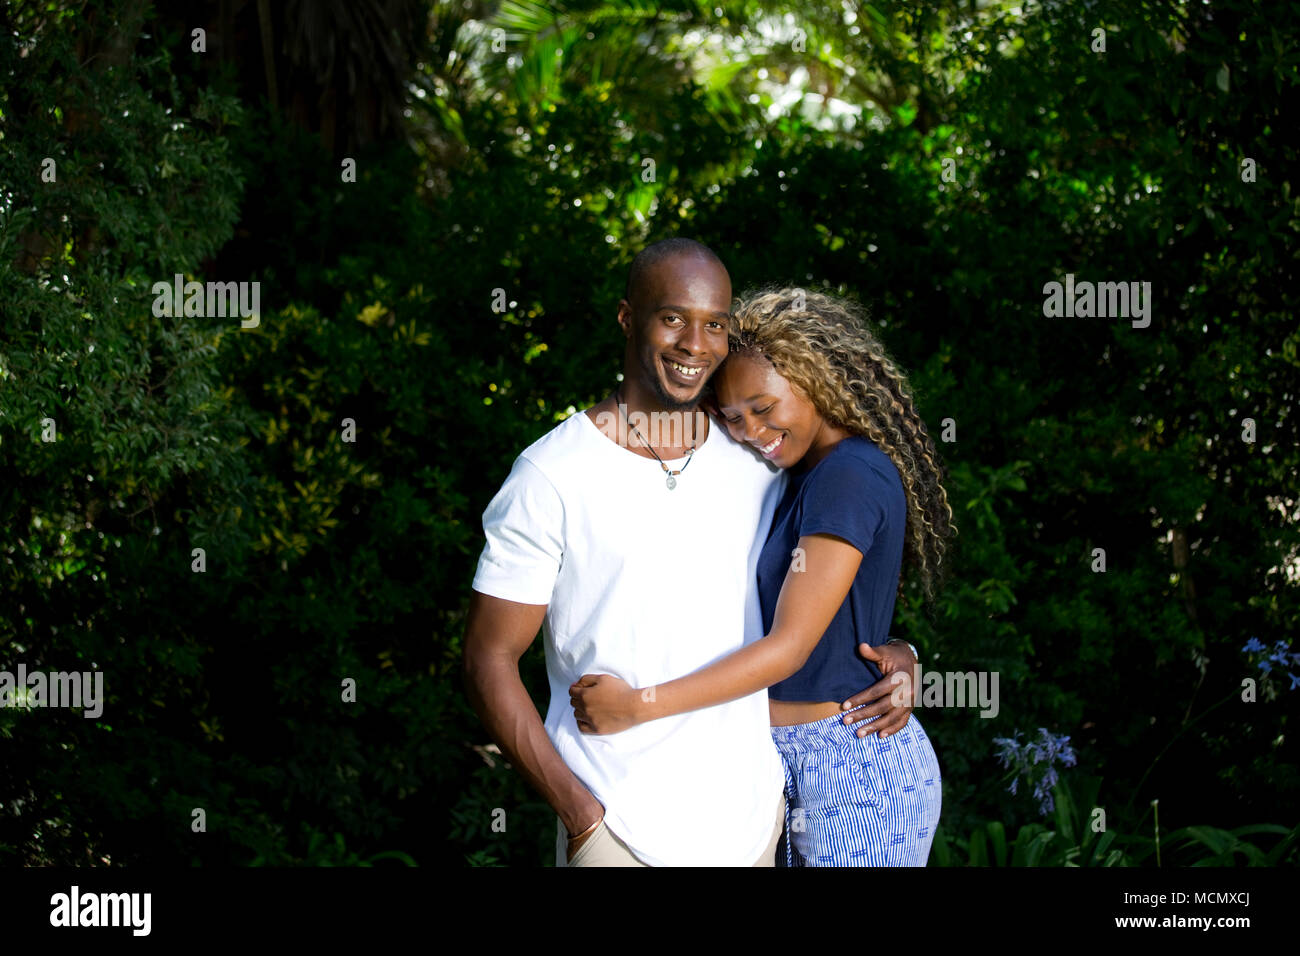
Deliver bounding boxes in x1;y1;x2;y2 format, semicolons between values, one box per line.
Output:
614;389;697;490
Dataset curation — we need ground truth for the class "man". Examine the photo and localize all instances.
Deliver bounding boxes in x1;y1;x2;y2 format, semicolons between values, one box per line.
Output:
463;239;911;866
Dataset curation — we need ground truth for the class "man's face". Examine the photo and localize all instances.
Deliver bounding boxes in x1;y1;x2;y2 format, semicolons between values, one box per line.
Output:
619;254;731;410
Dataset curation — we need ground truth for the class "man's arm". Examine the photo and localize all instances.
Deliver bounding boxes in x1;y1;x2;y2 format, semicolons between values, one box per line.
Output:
463;591;604;850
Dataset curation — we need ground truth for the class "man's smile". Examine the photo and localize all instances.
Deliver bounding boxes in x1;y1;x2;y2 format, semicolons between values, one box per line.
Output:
664;357;708;384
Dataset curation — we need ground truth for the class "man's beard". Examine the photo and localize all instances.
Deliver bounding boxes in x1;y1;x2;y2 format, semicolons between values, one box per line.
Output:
641;354;703;412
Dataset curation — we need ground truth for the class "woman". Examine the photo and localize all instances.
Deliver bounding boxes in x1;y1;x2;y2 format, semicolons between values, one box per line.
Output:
571;288;954;866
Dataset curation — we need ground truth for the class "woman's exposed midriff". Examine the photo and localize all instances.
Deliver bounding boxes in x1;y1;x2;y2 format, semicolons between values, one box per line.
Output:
769;698;844;727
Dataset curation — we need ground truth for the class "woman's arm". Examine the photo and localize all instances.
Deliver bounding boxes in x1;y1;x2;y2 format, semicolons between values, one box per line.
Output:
571;532;862;733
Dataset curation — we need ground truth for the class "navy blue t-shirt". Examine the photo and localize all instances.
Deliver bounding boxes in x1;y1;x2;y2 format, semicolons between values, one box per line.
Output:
759;436;906;702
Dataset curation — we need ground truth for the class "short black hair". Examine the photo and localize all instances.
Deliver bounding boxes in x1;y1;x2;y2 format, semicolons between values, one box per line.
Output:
624;238;727;304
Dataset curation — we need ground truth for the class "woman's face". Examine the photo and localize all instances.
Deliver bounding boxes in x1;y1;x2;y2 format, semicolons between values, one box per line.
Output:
714;351;843;470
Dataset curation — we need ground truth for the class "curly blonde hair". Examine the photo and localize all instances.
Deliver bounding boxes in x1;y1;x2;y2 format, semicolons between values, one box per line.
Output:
730;288;954;599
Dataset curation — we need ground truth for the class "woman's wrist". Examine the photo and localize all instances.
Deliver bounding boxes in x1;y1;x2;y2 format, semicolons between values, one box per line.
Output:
635;684;662;722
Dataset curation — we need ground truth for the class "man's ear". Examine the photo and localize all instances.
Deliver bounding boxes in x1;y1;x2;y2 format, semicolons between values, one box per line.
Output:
616;299;634;337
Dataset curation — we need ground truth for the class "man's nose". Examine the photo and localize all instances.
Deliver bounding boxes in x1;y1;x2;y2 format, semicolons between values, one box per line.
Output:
678;320;706;354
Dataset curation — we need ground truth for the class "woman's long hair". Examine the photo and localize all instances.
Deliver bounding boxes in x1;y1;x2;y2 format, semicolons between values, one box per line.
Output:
730;288;954;599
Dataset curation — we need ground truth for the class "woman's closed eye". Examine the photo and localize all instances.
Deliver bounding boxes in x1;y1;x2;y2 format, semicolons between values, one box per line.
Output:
722;404;775;424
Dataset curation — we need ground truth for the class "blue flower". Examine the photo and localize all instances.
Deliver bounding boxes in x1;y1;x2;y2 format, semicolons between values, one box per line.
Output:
993;727;1077;817
1032;780;1055;815
1245;639;1299;688
1289;672;1300;691
993;733;1022;769
1029;727;1058;765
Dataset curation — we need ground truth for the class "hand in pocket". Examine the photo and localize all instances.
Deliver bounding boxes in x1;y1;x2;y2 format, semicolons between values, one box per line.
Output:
566;817;604;863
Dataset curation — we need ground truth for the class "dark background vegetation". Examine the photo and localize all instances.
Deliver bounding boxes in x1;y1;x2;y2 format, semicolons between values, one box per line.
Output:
1;0;1296;866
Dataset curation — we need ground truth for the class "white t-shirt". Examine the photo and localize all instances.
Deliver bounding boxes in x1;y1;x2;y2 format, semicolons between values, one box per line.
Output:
472;408;787;866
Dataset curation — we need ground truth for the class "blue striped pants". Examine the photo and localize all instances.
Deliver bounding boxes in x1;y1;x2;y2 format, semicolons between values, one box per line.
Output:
772;710;942;866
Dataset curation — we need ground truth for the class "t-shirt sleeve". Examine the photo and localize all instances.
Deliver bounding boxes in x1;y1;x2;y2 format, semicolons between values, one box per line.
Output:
797;454;889;558
471;454;564;606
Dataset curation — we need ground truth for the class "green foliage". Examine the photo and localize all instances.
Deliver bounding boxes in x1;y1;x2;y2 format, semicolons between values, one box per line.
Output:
933;777;1300;867
1;0;253;865
1;0;1295;867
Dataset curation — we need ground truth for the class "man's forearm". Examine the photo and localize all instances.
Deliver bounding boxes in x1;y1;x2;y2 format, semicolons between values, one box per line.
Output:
465;653;603;835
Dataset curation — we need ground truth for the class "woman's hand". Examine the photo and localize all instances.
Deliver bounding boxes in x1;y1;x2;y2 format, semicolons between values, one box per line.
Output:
570;674;646;734
838;640;918;739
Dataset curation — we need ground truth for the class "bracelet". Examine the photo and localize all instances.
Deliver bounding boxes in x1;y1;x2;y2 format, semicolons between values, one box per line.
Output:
888;638;920;662
566;817;601;842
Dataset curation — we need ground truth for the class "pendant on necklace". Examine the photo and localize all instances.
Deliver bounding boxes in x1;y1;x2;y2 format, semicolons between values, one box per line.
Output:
666;475;677;490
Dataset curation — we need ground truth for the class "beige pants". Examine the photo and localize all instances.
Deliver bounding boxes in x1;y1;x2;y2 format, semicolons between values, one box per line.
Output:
557;791;785;867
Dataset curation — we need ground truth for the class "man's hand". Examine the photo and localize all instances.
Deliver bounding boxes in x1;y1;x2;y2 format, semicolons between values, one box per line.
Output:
464;592;606;839
838;640;918;739
571;673;644;734
565;812;605;862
